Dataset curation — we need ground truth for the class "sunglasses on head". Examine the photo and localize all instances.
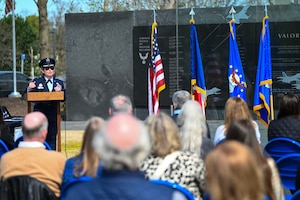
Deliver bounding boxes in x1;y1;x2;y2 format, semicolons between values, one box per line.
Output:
43;66;54;70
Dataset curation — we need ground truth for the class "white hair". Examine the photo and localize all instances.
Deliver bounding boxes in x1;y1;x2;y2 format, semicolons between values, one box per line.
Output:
92;120;151;170
177;100;207;156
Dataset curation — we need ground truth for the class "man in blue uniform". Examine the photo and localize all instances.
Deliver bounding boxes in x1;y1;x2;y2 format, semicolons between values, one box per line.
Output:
27;57;65;150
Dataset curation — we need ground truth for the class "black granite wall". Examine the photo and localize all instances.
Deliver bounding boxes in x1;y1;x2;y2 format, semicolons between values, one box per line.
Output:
65;5;300;121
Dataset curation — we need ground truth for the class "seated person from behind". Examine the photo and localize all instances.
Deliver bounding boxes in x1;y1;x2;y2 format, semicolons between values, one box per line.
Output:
226;119;284;200
177;100;213;160
205;141;265;200
268;93;300;143
0;111;66;198
172;90;210;137
214;97;261;145
172;90;191;121
61;117;105;189
108;94;133;116
140;112;206;200
64;113;183;200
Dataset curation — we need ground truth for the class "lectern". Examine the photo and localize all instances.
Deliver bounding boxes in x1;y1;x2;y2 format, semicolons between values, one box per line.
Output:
27;92;64;152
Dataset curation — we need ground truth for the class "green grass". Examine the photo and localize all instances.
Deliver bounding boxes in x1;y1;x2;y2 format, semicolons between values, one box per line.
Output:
60;130;83;158
61;141;81;158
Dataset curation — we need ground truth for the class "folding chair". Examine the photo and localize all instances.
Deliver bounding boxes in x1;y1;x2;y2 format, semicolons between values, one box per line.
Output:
291;189;300;200
0;139;9;158
0;175;57;200
150;179;195;200
264;138;300;162
276;153;300;190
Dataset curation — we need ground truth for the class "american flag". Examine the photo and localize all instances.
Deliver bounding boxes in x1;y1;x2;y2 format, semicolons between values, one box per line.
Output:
148;21;166;115
5;0;13;15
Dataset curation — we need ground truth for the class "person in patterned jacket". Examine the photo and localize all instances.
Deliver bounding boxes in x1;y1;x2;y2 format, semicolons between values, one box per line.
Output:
140;112;206;200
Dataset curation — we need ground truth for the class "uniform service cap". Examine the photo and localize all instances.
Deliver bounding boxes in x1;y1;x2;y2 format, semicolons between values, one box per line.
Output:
39;58;55;68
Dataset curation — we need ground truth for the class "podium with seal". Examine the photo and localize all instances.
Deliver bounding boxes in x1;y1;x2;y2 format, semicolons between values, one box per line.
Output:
27;91;64;152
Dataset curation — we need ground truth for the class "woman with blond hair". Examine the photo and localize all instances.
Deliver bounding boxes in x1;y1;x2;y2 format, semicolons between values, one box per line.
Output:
140;112;206;200
213;97;261;145
205;141;265;200
61;116;105;188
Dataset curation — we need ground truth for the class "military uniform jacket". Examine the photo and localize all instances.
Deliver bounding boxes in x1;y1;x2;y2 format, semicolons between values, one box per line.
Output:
28;76;65;121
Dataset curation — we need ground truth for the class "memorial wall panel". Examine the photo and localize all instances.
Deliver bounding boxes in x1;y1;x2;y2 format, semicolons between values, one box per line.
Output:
66;5;300;120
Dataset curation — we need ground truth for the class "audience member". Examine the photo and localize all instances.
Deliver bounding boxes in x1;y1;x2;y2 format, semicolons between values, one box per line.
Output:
268;93;300;143
205;141;265;200
27;57;65;150
172;90;191;120
177;100;213;160
213;97;261;145
61;116;105;189
140;112;206;200
226;119;284;200
64;113;181;200
108;94;132;115
0;111;66;197
172;90;210;137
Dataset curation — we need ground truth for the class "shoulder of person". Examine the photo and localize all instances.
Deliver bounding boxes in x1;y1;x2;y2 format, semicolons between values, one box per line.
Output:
54;77;64;82
33;77;43;82
48;151;67;160
214;125;225;133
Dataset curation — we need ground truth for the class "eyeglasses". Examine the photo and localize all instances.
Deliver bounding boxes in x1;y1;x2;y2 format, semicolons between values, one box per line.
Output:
43;66;54;71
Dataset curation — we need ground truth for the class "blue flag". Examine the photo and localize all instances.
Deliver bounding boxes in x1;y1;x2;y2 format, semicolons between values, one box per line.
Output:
228;20;247;102
190;21;206;115
253;17;272;126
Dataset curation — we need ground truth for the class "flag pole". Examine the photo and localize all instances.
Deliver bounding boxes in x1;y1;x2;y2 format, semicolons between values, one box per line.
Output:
265;5;274;121
189;7;195;99
9;0;21;98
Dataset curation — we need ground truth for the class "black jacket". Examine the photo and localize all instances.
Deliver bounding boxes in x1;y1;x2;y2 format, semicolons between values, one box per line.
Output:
268;116;300;143
0;175;58;200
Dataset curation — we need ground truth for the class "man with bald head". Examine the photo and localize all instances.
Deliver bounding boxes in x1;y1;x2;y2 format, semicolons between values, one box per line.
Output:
0;111;66;198
64;113;184;200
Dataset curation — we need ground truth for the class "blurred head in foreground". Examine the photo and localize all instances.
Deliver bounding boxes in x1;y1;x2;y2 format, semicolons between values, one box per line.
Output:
205;141;264;200
74;116;105;177
93;113;150;170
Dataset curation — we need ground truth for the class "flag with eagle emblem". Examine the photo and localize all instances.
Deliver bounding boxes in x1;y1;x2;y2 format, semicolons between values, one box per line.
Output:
228;19;247;102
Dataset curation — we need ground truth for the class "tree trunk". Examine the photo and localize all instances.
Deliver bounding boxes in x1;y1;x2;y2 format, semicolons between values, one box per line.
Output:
163;0;176;9
104;0;109;12
37;0;50;59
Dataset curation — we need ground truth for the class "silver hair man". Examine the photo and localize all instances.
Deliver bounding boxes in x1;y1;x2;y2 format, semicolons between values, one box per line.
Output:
172;90;191;110
109;94;133;116
93;113;150;170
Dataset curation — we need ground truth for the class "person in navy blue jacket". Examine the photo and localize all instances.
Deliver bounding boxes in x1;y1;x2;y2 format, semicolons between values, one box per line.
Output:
27;57;65;150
